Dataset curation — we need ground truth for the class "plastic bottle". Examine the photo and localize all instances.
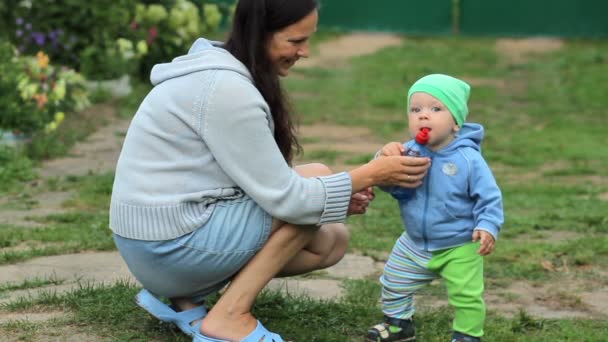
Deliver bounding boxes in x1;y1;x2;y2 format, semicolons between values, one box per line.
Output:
391;128;430;200
404;127;430;157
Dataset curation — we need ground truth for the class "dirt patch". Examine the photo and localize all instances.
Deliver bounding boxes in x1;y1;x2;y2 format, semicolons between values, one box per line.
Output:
417;279;607;319
496;38;564;64
300;124;375;141
488;280;606;319
463;77;508;90
511;230;584;244
296;33;403;69
0;311;66;325
2;325;106;342
296;124;383;171
493;161;607;187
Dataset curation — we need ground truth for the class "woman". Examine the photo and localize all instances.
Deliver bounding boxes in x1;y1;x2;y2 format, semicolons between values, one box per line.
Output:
109;0;430;341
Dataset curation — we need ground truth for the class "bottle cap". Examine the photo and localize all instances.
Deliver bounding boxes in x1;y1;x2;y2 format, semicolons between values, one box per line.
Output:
415;128;430;145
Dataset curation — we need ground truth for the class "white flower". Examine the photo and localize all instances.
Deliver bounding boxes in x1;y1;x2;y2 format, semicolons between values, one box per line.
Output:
146;4;168;24
136;40;148;56
203;4;222;31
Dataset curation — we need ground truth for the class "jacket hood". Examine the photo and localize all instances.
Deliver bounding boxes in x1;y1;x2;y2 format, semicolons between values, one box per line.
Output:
150;38;252;85
439;122;484;154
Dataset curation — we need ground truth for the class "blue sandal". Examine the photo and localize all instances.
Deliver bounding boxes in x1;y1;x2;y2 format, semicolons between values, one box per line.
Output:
193;320;284;342
135;288;207;337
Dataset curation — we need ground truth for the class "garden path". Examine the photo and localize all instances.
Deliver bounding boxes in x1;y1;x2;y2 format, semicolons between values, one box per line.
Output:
1;34;606;340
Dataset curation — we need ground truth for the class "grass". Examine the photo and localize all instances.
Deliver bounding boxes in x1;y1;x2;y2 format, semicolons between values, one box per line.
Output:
1;34;607;340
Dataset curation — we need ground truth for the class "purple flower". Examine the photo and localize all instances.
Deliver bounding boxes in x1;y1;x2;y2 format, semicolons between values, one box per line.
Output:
25;23;32;30
31;32;46;46
16;18;23;25
16;29;23;38
48;30;63;43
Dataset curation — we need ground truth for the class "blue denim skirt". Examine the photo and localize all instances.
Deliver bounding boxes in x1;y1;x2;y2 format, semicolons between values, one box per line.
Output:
113;196;272;301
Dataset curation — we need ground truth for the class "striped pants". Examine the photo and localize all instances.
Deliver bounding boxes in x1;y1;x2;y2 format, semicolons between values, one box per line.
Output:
380;232;485;337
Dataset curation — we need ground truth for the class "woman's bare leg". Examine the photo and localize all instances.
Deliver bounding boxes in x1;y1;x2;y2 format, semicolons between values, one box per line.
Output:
197;163;349;340
277;164;349;276
277;222;349;276
200;221;319;340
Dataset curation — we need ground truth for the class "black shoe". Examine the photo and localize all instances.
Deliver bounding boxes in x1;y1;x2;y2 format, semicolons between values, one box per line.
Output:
366;315;416;342
451;331;481;342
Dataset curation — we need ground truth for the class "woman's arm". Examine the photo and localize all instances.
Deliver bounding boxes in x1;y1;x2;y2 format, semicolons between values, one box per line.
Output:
349;155;430;193
203;73;430;224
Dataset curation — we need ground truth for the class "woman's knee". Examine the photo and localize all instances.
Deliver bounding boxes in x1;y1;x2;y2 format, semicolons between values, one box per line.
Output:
319;223;350;268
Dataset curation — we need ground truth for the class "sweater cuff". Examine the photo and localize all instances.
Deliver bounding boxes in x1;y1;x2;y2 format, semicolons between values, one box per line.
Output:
475;220;500;240
317;172;352;224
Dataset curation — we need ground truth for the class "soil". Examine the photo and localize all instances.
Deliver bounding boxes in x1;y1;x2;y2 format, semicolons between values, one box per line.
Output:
495;38;564;64
1;34;605;339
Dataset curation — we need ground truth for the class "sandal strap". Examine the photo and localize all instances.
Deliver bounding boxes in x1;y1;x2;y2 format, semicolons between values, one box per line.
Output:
135;288;207;337
367;319;416;342
371;324;391;339
172;305;208;323
384;315;413;328
241;320;284;342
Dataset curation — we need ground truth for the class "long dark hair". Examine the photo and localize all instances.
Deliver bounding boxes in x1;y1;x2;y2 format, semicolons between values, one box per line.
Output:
225;0;318;164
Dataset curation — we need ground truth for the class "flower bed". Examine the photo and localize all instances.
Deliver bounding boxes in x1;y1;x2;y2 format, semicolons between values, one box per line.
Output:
0;42;90;137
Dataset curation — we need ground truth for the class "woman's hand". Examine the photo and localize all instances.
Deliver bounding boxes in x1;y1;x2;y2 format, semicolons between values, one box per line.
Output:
349;154;430;193
347;187;375;215
371;155;431;188
379;142;405;157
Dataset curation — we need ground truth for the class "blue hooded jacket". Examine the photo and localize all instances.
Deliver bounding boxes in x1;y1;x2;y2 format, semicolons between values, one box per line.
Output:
383;123;503;252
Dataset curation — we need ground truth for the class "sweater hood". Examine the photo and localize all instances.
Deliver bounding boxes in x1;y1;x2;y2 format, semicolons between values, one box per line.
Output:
150;38;251;85
439;122;484;155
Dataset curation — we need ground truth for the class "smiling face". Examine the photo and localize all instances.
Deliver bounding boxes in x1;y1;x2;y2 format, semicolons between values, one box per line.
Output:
408;92;460;151
267;9;318;77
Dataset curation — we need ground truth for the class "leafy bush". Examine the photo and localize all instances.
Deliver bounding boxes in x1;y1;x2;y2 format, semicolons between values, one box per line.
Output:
6;1;228;80
0;42;90;134
120;0;224;79
8;0;136;80
0;41;37;133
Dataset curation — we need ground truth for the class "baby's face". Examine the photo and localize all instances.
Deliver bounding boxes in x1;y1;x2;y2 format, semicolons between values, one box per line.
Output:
408;92;460;151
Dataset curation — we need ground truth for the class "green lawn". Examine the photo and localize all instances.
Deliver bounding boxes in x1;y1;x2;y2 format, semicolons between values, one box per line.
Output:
1;34;607;341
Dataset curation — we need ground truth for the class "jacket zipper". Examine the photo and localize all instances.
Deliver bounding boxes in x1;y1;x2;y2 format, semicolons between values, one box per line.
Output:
422;163;432;251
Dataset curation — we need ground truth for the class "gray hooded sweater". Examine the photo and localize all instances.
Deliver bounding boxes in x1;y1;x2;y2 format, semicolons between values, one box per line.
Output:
109;39;352;240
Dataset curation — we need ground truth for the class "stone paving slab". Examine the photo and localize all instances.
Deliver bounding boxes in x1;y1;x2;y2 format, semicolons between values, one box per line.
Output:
0;251;379;306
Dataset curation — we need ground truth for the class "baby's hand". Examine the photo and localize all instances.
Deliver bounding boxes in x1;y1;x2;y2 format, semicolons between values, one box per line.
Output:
347;187;374;215
380;142;405;157
472;229;495;256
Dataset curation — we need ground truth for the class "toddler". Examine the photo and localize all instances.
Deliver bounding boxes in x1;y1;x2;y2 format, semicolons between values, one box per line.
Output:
367;74;504;342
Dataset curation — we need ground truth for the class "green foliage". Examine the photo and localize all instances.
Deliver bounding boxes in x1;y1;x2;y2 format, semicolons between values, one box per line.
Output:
0;41;38;133
78;43;134;80
0;145;36;193
121;0;225;80
5;1;228;80
8;0;135;79
0;41;90;134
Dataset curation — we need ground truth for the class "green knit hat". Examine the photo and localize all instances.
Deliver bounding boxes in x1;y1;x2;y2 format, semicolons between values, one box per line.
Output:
407;74;471;126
